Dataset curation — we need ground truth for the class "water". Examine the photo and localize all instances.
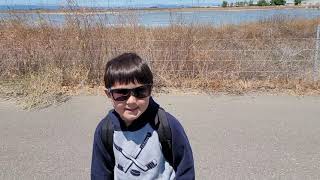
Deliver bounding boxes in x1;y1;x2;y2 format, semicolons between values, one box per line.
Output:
0;8;319;27
140;9;320;26
0;1;221;10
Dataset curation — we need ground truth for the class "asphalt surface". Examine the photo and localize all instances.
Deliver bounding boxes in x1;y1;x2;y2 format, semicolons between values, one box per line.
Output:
1;94;320;180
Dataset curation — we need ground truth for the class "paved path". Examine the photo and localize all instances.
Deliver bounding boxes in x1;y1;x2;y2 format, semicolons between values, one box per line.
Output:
1;95;320;179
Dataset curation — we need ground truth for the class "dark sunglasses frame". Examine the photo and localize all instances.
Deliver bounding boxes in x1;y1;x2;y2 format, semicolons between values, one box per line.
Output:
107;84;153;101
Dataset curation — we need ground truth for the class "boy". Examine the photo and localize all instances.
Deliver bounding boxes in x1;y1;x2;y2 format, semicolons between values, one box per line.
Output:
91;52;195;180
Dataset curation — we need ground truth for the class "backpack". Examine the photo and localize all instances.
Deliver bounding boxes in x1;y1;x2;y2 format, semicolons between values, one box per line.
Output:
101;107;173;170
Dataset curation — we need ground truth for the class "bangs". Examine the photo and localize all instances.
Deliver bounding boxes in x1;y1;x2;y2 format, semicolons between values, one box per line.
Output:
104;53;153;88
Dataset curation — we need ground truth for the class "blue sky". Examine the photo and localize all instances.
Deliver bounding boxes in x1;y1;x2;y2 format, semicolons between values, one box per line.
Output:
0;0;226;6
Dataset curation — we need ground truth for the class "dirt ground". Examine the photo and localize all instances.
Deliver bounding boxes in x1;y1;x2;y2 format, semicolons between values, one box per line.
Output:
1;94;320;179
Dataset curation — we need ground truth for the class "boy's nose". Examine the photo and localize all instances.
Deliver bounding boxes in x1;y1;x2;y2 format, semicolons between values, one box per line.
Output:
126;94;138;104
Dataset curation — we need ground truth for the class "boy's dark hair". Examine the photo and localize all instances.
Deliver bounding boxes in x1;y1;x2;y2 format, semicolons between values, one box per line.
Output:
104;52;153;88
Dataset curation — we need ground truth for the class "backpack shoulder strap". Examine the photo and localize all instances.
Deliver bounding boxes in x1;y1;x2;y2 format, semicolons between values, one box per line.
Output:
156;107;173;166
101;112;115;168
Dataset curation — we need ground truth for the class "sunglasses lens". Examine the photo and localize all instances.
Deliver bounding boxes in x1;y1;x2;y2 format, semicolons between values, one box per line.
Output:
111;89;130;101
133;85;152;98
114;95;130;101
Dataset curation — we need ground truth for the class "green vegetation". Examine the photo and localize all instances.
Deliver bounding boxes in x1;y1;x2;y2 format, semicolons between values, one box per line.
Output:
222;1;228;7
257;0;269;6
270;0;286;5
294;0;302;5
232;0;254;7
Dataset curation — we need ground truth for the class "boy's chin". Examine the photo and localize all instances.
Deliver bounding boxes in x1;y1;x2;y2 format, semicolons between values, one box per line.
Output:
122;112;141;124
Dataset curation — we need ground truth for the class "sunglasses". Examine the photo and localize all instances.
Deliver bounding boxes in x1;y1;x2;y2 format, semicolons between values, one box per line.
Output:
108;84;152;101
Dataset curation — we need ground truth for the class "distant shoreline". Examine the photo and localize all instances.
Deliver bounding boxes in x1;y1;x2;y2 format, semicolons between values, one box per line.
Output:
0;5;311;15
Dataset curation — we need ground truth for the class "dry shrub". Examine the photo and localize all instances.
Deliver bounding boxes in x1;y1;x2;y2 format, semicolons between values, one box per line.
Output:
0;65;68;109
1;12;320;108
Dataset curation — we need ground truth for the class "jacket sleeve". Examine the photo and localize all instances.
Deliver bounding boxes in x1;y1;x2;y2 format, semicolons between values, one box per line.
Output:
91;119;114;180
167;113;195;180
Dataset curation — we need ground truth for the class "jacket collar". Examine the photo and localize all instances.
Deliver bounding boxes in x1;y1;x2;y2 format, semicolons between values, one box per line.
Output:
110;97;159;131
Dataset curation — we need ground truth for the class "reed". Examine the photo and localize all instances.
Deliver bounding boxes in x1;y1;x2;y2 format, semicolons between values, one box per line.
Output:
0;12;319;108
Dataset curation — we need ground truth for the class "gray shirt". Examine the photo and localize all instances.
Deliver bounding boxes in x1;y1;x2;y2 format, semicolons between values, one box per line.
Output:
113;123;175;180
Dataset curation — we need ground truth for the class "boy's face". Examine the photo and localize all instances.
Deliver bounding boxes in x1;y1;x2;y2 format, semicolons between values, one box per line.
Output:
106;82;151;126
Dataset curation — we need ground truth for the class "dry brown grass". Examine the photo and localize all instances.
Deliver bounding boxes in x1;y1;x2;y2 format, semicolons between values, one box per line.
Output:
0;12;320;108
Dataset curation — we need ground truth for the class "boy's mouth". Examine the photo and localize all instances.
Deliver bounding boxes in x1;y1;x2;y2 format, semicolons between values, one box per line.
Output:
125;107;139;112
